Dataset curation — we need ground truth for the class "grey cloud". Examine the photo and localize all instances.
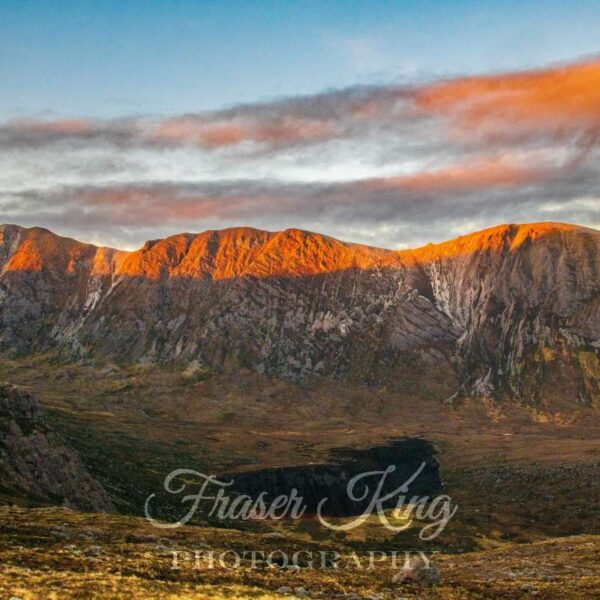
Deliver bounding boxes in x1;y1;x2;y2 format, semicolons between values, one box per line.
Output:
2;156;598;250
1;57;599;249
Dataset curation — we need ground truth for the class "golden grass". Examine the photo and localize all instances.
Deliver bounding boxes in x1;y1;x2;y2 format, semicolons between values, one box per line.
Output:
0;507;599;599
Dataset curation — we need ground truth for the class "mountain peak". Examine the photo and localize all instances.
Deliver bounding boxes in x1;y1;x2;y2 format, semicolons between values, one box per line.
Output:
0;220;596;280
0;220;597;404
399;221;596;265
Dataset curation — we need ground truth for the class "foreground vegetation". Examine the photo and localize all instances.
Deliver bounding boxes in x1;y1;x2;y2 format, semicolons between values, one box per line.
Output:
1;353;599;596
0;507;598;599
1;354;598;548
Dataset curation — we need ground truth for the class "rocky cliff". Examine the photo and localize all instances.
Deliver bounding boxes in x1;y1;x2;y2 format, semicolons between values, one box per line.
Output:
0;382;114;511
0;222;598;405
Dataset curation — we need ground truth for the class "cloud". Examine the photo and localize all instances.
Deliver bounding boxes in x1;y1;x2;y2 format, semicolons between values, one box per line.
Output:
4;154;598;250
150;115;338;148
0;56;599;248
0;117;138;148
363;155;546;192
3;57;600;153
414;58;600;144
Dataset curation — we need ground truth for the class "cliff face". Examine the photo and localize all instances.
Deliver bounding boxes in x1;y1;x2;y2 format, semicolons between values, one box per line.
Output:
404;223;600;403
0;383;114;512
0;222;598;405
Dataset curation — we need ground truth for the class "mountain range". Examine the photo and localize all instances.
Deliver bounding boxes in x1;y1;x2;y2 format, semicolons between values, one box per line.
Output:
0;221;598;405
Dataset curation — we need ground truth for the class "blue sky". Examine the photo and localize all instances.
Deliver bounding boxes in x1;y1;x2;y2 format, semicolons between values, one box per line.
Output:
2;0;600;118
0;1;599;249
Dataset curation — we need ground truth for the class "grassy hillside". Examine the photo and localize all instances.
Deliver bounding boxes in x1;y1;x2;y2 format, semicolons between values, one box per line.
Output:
1;506;599;599
0;352;598;552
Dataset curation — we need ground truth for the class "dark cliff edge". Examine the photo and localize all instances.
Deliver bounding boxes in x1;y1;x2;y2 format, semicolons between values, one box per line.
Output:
0;383;114;512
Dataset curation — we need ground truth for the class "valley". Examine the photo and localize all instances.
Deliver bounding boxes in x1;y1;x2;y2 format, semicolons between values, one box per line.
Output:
0;353;598;553
0;221;598;598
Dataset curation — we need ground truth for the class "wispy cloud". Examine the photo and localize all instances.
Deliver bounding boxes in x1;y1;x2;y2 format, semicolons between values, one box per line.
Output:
1;56;599;248
415;58;600;142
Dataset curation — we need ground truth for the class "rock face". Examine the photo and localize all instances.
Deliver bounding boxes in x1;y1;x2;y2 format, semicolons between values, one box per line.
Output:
0;383;114;512
0;222;598;405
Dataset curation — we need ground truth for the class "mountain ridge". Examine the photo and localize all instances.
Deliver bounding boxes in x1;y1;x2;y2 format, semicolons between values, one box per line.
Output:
0;220;596;285
0;221;598;406
1;219;595;257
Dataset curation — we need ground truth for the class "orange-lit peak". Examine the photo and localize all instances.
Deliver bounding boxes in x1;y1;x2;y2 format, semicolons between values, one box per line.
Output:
0;222;596;281
117;227;274;280
400;222;588;265
243;228;396;278
1;226;89;274
115;226;396;281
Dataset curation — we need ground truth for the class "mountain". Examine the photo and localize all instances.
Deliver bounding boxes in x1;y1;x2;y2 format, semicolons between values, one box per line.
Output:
0;382;114;511
0;222;598;405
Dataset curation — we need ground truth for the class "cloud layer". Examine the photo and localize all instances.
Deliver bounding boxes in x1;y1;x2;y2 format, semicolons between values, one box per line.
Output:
1;57;599;249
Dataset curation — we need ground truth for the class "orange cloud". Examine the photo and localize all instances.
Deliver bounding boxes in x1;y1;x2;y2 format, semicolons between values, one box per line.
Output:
151;115;335;148
414;58;600;142
254;116;335;144
12;118;96;136
365;156;546;192
81;187;287;225
151;119;248;147
5;57;599;156
84;190;229;223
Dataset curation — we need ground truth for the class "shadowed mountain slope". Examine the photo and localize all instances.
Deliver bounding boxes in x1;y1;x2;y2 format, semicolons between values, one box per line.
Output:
0;382;114;511
0;222;598;405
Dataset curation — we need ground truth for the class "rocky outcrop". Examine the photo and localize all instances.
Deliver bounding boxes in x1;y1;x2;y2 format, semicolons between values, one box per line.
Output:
392;555;441;586
0;222;598;405
0;383;114;512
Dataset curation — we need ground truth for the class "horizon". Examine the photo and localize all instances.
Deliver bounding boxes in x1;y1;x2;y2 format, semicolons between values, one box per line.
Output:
1;218;595;253
1;2;599;249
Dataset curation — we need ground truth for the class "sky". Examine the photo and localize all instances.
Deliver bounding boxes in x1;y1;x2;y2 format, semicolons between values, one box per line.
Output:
1;0;599;249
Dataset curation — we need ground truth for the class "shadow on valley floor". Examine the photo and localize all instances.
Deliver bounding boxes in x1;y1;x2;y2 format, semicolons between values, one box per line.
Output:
0;353;598;554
